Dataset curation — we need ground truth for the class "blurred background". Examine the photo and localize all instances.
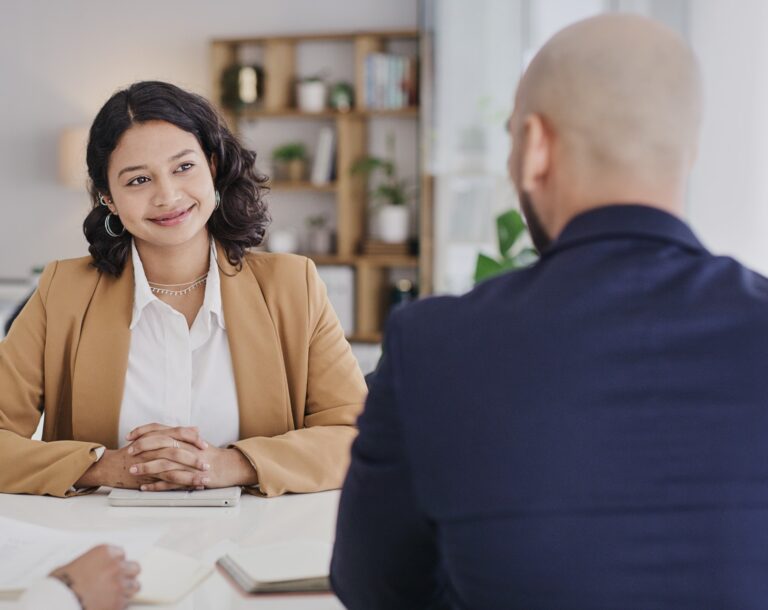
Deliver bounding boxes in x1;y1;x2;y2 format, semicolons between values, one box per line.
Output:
1;0;764;371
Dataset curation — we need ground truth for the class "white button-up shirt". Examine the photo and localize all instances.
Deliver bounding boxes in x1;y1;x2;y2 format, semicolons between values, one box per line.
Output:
116;241;240;449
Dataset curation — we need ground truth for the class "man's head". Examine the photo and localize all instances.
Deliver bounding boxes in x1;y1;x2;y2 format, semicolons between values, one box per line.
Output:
508;14;703;251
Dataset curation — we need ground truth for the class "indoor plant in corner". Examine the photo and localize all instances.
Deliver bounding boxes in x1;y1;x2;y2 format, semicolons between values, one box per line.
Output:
351;140;413;243
474;209;538;283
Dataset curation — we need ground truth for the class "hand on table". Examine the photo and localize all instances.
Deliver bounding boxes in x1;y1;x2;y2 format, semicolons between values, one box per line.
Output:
50;544;140;610
76;423;258;490
126;423;258;490
75;425;209;490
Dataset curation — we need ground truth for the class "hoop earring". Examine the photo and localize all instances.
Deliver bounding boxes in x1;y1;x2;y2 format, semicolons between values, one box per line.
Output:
214;190;221;210
98;193;110;207
104;213;125;238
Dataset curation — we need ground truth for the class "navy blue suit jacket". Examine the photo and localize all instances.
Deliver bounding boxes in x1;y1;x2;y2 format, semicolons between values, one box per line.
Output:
331;205;768;609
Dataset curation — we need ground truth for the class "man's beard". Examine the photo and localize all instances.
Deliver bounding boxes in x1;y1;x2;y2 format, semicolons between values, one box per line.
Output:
519;190;552;253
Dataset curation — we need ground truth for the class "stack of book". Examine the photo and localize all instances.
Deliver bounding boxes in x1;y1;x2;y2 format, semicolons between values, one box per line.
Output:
363;53;418;110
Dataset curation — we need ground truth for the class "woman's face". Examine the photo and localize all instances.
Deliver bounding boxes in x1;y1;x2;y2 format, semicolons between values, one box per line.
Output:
104;120;216;250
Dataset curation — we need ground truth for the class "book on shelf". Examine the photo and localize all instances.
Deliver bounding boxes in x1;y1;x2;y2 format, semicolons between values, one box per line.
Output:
363;53;418;110
310;126;335;185
217;540;332;594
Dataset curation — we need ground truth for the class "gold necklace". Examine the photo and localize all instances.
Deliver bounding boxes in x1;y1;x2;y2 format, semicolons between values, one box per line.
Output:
148;273;208;296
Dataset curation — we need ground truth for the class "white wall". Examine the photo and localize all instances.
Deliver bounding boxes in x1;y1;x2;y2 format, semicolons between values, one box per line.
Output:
0;0;417;279
688;0;768;275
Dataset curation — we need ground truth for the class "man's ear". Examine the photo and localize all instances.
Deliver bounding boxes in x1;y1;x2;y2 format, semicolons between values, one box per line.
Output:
520;114;551;193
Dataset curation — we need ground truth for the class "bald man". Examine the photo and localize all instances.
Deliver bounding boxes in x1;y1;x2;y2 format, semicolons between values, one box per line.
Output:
331;14;768;610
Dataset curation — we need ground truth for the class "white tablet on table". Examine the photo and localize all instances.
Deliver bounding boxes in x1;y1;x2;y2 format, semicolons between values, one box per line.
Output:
108;486;242;507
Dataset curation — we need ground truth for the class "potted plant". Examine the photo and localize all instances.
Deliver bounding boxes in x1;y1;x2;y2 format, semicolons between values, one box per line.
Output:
330;81;354;112
474;209;538;283
296;75;327;113
351;136;414;243
272;142;307;183
305;214;333;254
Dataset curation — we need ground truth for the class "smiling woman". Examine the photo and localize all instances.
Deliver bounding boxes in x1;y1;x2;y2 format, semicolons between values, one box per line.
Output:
0;81;367;498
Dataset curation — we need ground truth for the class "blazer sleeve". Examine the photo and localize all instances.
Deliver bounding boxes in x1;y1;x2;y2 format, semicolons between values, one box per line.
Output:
232;259;367;496
0;262;103;497
330;316;449;609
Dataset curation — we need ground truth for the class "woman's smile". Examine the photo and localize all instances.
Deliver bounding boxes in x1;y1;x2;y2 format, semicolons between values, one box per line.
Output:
149;203;196;227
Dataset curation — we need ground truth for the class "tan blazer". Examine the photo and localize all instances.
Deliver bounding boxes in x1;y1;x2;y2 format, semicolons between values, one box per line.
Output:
0;245;367;497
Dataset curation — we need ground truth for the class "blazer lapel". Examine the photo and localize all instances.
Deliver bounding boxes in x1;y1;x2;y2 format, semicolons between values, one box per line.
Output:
218;244;292;438
71;262;133;448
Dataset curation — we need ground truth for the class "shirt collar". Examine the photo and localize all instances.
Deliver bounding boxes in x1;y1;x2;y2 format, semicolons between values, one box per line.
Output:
129;239;225;330
544;204;707;259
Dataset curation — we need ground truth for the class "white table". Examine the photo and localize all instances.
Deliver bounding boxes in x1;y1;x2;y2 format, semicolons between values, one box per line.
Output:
0;488;345;609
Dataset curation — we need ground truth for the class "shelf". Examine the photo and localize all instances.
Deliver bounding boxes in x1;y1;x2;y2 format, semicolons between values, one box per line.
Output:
269;181;337;193
211;28;429;344
346;332;382;344
213;30;419;46
237;107;419;121
306;254;418;268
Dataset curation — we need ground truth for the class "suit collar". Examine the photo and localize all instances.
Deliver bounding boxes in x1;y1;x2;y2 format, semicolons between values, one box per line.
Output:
71;260;133;448
545;204;706;258
216;242;292;438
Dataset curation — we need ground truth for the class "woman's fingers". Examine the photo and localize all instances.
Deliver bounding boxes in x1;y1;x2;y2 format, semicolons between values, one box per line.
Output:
130;457;210;477
140;471;210;491
127;424;207;450
126;422;172;441
128;435;207;458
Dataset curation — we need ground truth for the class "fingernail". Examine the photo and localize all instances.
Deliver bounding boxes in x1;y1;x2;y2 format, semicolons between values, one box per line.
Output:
202;477;210;485
140;485;147;491
127;447;134;454
203;463;210;471
202;441;208;449
129;466;137;474
107;545;124;558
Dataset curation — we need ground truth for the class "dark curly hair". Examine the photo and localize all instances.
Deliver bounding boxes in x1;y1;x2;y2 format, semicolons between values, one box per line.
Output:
83;80;270;276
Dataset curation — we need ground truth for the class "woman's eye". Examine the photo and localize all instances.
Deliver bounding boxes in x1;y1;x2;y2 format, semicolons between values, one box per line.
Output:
176;162;194;173
127;176;149;186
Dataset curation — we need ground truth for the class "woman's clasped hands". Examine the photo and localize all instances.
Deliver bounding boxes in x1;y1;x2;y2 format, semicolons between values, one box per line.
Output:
76;423;257;490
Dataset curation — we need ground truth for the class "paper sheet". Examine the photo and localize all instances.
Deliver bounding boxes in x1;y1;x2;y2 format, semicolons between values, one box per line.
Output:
133;546;212;604
0;515;161;593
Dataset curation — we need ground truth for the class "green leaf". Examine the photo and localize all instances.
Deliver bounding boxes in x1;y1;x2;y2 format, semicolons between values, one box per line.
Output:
272;142;307;161
350;157;394;177
474;254;506;283
496;210;526;257
372;183;406;205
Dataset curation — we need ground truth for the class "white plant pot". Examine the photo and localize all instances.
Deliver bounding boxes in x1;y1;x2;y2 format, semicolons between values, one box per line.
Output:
297;81;327;113
268;229;299;253
377;205;409;243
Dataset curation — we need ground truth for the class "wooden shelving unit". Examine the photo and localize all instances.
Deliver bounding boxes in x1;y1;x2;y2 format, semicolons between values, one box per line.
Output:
210;30;431;343
268;181;338;193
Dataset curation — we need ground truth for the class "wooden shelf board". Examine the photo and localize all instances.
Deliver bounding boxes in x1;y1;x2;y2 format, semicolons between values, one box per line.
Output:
237;107;419;120
212;30;419;46
306;254;418;268
269;181;337;193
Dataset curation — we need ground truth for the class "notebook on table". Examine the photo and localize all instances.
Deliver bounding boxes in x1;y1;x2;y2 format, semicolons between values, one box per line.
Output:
108;486;241;507
217;540;332;594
